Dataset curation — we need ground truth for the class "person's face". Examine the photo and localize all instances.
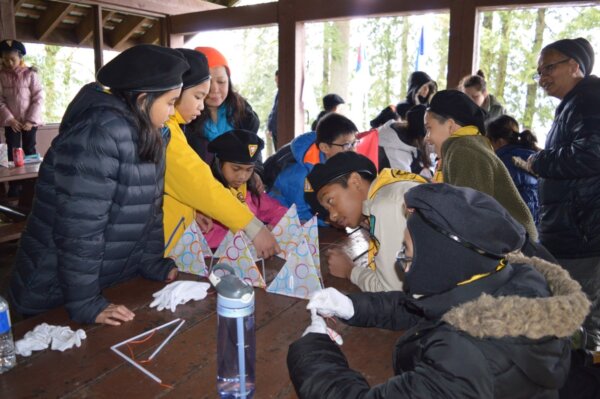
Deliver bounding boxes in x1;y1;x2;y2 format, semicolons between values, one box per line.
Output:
424;111;453;155
146;88;182;129
319;132;358;159
417;84;430;98
206;66;229;109
317;173;366;228
177;80;210;123
463;86;486;107
221;161;254;189
536;50;581;100
2;51;21;70
396;227;414;282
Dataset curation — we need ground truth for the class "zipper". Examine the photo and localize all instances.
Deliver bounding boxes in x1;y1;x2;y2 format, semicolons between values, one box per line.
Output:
165;216;185;251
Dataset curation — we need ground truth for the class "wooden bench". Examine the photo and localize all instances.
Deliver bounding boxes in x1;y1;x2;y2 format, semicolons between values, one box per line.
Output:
0;220;27;243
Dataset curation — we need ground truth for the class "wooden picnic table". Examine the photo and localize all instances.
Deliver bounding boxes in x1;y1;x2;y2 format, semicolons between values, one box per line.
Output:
0;227;401;398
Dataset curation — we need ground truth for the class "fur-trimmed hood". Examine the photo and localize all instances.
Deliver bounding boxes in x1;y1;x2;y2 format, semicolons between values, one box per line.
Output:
442;252;590;340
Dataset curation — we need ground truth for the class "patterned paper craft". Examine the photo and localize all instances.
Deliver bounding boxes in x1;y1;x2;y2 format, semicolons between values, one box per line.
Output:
167;220;212;276
266;237;323;299
217;231;266;288
302;216;321;278
213;230;234;259
271;204;302;260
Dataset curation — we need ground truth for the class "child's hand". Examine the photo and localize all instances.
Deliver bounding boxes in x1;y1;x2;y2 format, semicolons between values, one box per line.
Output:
9;119;22;132
95;304;135;326
22;122;33;131
252;226;280;259
326;247;354;279
165;267;178;283
195;212;214;233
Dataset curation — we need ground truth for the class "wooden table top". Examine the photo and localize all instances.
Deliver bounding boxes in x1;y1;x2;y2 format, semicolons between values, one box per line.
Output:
0;227;400;398
0;163;40;183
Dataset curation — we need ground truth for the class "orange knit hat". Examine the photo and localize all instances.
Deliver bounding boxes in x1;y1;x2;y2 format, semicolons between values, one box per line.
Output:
195;47;230;76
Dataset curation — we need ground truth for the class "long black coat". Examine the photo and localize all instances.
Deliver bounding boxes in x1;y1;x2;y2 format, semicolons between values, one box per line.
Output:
288;255;588;398
531;75;600;259
9;83;174;324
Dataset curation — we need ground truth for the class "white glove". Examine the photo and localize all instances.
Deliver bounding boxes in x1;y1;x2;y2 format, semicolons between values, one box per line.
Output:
50;326;87;352
306;287;355;320
302;309;328;336
15;323;86;357
150;281;210;312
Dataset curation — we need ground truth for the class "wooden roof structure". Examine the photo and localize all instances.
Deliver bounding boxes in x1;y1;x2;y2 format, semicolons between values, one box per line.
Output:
0;0;594;146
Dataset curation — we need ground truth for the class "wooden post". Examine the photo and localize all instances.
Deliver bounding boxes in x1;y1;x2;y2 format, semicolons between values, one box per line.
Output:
93;5;104;74
447;0;477;88
277;0;305;147
0;0;16;40
166;17;184;48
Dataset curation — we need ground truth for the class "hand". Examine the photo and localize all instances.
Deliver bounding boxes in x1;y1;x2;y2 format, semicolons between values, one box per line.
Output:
252;173;265;193
302;309;328;336
326;247;354;279
9;119;22;132
251;226;280;259
22;122;33;131
195;212;214;233
165;267;178;283
307;287;355;320
95;304;135;326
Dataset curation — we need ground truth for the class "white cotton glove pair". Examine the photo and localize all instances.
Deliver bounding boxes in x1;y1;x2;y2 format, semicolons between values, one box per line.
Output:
15;323;87;357
306;287;355;320
302;309;344;346
149;280;211;312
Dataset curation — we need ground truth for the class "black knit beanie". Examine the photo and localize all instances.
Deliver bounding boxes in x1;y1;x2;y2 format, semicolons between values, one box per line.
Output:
543;37;595;76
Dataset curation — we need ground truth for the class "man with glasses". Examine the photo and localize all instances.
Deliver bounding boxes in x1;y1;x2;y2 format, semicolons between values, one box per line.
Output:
288;184;589;399
526;37;600;350
268;113;360;223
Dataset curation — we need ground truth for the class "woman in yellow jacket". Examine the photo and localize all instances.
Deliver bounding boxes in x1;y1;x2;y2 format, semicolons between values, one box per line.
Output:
163;48;279;259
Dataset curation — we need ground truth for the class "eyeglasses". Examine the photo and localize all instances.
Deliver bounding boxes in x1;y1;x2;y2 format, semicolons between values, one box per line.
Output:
532;58;570;81
329;139;360;151
395;245;413;271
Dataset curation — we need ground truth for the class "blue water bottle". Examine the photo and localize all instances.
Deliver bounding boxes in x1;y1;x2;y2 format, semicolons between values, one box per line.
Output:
209;264;256;399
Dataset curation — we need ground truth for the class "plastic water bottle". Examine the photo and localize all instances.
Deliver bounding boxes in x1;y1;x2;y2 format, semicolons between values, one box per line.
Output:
0;295;16;374
209;264;256;399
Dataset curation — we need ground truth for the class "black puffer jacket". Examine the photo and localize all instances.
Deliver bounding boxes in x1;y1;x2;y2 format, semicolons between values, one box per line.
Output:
9;83;174;324
395;71;436;119
531;75;600;259
288;254;589;398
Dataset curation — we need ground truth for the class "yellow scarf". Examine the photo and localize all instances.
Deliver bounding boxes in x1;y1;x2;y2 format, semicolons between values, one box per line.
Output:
433;126;481;183
229;183;248;204
365;169;427;270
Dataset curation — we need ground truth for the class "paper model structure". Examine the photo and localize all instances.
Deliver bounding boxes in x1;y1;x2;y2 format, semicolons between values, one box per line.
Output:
168;220;212;277
213;230;234;259
271;204;302;260
302;216;321;278
217;231;266;288
267;237;323;299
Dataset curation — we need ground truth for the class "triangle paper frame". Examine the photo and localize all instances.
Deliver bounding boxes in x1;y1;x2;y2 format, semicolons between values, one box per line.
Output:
167;220;213;277
217;231;266;288
271;204;303;260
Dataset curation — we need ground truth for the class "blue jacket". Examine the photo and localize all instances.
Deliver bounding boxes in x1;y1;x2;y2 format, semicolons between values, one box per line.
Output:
496;144;539;225
268;132;326;223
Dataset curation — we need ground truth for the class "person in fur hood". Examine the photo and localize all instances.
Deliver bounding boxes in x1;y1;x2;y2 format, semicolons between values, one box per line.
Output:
288;183;590;399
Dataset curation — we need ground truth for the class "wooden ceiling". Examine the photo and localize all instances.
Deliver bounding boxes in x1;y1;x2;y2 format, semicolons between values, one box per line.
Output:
14;0;237;50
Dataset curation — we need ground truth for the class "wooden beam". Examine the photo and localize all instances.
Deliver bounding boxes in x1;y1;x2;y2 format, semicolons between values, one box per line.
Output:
138;19;160;45
75;8;114;45
107;14;146;49
277;0;305;145
64;0;223;17
13;0;26;11
447;0;477;88
92;4;103;74
1;0;16;39
170;2;278;34
166;15;184;48
36;2;75;41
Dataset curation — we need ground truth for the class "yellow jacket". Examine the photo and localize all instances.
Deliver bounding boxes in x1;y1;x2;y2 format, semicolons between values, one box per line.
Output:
163;111;262;255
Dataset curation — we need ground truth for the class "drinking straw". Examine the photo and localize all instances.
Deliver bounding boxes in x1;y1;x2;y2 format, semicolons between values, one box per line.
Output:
110;318;180;349
147;319;186;361
111;346;162;384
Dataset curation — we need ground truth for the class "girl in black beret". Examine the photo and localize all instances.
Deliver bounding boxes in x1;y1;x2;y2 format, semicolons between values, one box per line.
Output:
202;129;287;248
9;44;189;326
424;89;537;241
163;49;280;259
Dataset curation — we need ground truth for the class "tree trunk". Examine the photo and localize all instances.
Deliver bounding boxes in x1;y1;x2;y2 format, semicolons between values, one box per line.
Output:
322;22;332;98
399;17;411;101
522;8;546;129
494;11;512;101
330;20;350;102
479;13;493;78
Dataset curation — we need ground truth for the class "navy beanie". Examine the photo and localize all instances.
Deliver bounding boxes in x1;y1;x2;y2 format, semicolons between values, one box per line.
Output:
543;38;595;76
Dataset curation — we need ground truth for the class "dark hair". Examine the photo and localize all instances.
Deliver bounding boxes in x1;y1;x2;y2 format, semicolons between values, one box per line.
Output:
210;157;262;204
315;113;358;145
191;69;249;135
327;171;376;189
459;70;487;92
485;115;539;151
427;110;486;135
111;89;167;163
390;122;432;169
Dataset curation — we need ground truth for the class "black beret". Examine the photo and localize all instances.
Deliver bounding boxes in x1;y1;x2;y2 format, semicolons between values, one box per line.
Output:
403;183;527;295
370;106;399;128
406;105;427;138
97;44;189;92
427;90;486;133
323;94;345;111
176;48;210;90
543;37;595;76
207;129;264;164
0;40;26;55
